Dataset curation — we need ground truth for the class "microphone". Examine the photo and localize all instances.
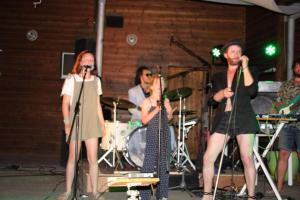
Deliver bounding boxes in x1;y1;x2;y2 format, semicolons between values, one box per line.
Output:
82;65;94;70
261;67;276;74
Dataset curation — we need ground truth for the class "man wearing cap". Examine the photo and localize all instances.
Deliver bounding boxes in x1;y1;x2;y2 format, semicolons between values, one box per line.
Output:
202;39;259;200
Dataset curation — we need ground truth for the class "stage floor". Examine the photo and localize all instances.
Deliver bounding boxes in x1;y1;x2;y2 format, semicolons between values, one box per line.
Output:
0;164;299;200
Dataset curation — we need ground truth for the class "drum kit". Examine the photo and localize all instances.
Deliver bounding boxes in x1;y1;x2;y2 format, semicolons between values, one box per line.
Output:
98;87;199;171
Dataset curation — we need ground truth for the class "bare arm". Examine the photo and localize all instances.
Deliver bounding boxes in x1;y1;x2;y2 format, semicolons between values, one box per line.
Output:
97;96;106;137
213;88;233;102
141;99;160;125
164;98;173;121
240;55;254;86
62;95;71;135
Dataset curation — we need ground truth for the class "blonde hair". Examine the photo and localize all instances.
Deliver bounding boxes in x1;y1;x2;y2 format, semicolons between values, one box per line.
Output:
149;75;167;94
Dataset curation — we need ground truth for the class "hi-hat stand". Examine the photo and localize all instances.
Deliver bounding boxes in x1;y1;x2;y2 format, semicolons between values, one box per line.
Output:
172;97;196;170
169;96;195;197
98;99;124;169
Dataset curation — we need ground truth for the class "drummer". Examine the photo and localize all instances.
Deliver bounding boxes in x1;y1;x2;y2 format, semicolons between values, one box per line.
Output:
128;66;153;123
128;67;177;152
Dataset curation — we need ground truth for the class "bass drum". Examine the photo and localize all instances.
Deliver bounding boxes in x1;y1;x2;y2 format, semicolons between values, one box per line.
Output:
124;126;147;169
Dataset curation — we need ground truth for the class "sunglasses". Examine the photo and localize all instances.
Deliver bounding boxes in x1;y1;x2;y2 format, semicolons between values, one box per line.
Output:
145;73;152;77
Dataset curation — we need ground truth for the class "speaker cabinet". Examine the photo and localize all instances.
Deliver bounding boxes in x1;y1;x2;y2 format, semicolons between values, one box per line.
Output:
106;15;123;28
74;38;96;58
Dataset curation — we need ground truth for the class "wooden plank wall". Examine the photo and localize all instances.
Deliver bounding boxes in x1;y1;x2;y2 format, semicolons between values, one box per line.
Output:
245;6;288;81
0;0;246;165
102;0;245;160
0;0;97;165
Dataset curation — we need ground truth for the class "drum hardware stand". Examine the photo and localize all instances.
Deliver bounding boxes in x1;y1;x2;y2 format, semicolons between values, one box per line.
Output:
98;99;124;169
169;97;195;197
173;97;196;171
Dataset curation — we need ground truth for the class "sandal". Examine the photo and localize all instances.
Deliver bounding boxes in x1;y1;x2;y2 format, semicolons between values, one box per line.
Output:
201;192;213;200
247;195;257;199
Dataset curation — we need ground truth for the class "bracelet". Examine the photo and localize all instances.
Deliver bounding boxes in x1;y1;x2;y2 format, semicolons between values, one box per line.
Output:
63;118;70;124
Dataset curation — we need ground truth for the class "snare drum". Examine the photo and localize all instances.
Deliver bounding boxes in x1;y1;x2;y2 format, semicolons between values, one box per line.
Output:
101;121;131;151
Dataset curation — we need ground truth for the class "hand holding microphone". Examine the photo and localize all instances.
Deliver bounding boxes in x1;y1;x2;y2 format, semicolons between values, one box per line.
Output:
239;55;249;70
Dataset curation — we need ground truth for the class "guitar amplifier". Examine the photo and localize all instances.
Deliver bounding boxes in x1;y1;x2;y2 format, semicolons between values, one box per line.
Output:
251;81;281;114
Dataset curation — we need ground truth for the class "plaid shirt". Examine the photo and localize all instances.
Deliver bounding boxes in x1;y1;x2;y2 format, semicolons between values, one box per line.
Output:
275;79;300;128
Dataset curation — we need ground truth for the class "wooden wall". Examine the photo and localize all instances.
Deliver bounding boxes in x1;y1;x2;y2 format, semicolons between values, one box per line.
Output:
0;0;246;165
0;0;97;165
245;7;300;81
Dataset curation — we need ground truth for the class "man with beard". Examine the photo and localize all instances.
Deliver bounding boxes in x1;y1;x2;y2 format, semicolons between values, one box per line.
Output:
272;58;300;193
201;39;259;200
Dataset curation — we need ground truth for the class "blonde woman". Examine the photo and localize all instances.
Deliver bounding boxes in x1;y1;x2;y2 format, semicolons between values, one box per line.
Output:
139;75;173;200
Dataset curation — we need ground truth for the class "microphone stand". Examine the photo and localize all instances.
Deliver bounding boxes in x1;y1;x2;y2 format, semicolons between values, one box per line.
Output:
156;68;164;178
68;67;88;200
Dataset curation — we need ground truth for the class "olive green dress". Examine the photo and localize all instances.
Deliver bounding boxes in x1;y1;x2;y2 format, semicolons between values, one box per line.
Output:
68;76;102;141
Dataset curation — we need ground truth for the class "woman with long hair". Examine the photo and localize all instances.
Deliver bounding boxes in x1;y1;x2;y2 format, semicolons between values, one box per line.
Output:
60;50;106;200
139;75;173;200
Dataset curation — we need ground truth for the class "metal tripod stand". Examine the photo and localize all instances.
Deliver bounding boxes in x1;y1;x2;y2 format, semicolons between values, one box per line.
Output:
169;96;195;196
98;100;124;169
172;97;196;170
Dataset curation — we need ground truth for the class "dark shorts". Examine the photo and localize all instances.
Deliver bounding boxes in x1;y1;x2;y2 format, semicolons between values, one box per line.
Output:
279;124;300;152
215;112;249;136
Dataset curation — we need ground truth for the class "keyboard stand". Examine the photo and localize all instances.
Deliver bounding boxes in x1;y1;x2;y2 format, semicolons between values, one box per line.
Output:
237;122;285;200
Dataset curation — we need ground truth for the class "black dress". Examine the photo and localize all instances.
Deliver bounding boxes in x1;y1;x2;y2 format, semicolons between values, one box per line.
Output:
209;67;260;135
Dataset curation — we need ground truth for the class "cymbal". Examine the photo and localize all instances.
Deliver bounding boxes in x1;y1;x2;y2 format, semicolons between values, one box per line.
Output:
101;97;136;109
164;87;192;101
173;109;196;115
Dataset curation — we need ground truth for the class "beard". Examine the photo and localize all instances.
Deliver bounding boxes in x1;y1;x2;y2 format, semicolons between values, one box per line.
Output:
227;57;239;66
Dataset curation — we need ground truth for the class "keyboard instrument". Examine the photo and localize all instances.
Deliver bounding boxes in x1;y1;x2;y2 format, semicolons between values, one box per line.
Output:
256;114;299;122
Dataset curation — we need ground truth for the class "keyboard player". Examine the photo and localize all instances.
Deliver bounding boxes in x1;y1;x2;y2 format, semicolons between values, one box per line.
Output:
271;57;300;193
